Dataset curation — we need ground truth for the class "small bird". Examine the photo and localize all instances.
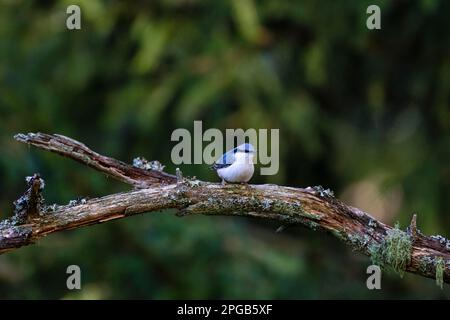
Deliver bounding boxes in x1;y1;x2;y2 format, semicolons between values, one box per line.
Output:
211;143;255;184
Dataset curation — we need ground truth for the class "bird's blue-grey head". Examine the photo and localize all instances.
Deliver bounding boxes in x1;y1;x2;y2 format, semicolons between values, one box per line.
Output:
211;143;255;170
235;143;255;154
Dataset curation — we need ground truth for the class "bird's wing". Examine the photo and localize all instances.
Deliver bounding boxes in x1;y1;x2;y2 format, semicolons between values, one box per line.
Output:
210;149;235;170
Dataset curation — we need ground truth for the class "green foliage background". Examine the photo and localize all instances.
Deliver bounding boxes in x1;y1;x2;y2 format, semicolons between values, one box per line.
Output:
0;0;449;299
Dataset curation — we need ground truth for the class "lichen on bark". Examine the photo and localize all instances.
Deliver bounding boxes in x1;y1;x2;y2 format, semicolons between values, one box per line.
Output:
369;223;412;277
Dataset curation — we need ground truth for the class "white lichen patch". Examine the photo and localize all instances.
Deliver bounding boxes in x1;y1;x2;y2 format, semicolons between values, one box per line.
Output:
368;219;378;228
431;235;450;251
187;179;201;188
133;157;165;172
306;185;335;198
176;168;183;182
261;199;274;210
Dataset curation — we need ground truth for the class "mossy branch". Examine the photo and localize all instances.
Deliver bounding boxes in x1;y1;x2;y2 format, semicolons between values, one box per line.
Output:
1;132;449;286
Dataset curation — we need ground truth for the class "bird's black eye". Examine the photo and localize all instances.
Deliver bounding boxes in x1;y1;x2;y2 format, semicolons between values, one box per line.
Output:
244;149;250;153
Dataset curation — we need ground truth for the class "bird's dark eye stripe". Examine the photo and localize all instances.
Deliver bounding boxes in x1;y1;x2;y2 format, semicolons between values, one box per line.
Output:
244;149;250;153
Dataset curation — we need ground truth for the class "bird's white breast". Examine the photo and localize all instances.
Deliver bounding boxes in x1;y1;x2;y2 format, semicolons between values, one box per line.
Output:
217;153;254;183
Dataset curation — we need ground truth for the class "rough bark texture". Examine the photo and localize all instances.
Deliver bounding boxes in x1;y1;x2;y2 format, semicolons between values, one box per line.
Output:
1;132;449;285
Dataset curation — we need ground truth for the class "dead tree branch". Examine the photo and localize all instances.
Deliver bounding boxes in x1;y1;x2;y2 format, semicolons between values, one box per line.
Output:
1;132;449;285
14;133;176;187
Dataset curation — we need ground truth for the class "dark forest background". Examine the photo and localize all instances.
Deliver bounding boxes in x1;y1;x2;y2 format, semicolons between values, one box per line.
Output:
0;0;449;299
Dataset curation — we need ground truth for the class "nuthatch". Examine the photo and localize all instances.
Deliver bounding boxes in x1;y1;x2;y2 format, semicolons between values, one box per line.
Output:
211;143;255;184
